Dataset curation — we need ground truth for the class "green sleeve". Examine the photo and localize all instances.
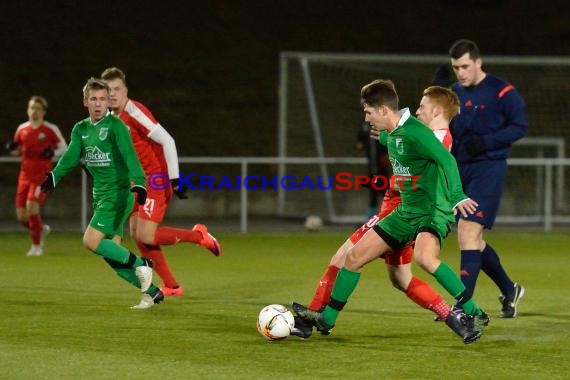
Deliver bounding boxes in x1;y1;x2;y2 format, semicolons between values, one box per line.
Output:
412;126;467;206
51;125;82;186
113;118;146;188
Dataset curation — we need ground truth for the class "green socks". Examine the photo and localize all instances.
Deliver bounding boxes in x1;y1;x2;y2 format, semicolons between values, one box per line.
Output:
432;262;481;315
97;239;150;290
95;239;144;267
322;268;361;326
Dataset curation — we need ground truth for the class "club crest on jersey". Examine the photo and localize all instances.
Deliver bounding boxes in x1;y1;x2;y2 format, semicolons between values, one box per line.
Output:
38;132;46;141
99;128;108;140
396;138;404;154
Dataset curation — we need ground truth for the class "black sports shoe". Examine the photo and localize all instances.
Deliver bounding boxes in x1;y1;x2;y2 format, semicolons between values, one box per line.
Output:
434;304;462;322
291;316;313;339
499;283;525;318
462;310;490;343
291;302;334;335
463;314;485;343
475;310;490;327
445;309;482;344
152;289;165;304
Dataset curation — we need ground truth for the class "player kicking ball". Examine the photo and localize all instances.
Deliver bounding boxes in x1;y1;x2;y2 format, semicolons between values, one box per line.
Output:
293;80;489;343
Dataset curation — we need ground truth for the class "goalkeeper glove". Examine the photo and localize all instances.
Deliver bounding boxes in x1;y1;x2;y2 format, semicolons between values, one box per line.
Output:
130;185;147;205
464;135;487;156
41;147;55;159
40;172;55;192
171;178;188;199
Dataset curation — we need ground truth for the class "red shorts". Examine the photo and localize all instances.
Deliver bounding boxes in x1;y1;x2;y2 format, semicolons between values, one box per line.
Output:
349;190;413;265
133;186;172;223
16;180;47;208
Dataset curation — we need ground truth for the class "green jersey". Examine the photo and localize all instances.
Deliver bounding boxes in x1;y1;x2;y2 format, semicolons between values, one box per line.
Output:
380;109;467;215
52;114;146;200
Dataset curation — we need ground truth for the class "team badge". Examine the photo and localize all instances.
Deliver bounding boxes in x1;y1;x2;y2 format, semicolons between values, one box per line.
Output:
99;128;108;140
396;138;404;154
38;132;46;141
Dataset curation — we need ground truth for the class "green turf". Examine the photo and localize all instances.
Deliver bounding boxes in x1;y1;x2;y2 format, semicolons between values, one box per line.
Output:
0;230;568;379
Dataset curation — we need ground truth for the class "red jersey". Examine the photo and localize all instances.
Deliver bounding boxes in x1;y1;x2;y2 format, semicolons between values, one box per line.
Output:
118;99;168;176
433;128;453;151
14;121;66;183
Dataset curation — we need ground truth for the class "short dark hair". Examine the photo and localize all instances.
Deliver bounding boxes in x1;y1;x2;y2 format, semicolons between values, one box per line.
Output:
449;39;481;60
360;79;399;111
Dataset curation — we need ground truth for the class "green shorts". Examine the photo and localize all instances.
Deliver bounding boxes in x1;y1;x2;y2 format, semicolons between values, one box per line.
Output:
376;205;454;249
89;190;135;238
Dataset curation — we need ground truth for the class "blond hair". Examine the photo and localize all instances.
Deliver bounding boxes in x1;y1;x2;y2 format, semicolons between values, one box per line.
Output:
82;77;110;99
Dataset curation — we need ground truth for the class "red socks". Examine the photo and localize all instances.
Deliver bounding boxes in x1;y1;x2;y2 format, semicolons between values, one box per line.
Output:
406;276;450;320
136;241;179;288
143;226;204;288
153;226;202;246
308;265;340;311
28;214;42;245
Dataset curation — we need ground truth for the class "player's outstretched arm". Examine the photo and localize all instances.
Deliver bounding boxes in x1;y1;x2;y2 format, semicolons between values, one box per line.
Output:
148;124;187;198
148;124;179;178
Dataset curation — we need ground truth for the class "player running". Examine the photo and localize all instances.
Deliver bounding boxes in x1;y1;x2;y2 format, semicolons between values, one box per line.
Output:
6;96;67;256
293;80;489;343
101;67;221;297
41;77;162;309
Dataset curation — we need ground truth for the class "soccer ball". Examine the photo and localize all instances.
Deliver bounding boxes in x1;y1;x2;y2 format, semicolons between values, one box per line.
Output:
256;304;295;341
304;215;323;232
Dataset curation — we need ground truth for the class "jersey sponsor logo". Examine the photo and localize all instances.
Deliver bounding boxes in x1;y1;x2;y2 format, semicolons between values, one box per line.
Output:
99;128;108;140
389;157;411;176
85;146;111;166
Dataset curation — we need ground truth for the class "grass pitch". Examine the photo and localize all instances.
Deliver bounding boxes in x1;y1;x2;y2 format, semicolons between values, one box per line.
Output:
0;229;569;379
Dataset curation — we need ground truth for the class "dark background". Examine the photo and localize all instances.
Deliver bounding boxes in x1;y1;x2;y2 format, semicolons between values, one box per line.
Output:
2;0;569;156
